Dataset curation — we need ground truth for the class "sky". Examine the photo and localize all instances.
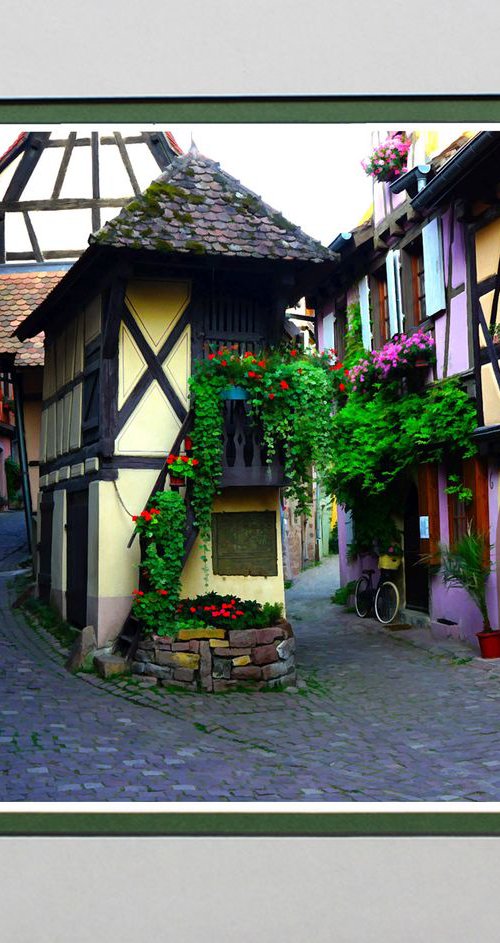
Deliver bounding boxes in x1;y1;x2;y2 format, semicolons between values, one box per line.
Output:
0;123;477;252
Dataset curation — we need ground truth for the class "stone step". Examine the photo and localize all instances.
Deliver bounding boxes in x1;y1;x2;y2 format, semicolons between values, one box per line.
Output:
93;653;130;679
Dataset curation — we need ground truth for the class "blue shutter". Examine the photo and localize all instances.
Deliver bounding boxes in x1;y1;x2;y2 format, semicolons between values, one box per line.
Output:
358;276;372;350
422;217;446;316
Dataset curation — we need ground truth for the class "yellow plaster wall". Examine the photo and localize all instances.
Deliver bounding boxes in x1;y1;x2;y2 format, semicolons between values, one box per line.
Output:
481;362;500;426
479;290;495;347
115;380;180;456
476;218;500;284
118;322;147;409
181;488;286;611
125;279;191;353
96;470;159;598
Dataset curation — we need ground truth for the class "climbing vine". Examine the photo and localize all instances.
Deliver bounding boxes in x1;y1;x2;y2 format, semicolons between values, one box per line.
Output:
131;490;186;636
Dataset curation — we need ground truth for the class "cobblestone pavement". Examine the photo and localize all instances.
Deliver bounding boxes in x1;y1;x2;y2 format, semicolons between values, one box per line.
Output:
0;511;29;571
2;558;500;802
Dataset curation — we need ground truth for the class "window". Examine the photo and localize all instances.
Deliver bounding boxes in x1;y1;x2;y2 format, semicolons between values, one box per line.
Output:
370;268;390;347
402;236;426;327
447;456;489;549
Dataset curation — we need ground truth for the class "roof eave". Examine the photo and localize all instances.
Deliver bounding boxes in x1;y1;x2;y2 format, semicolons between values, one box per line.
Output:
412;131;500;214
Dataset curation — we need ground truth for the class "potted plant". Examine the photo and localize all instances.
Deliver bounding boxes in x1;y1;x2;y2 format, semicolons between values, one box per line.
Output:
437;527;500;658
166;453;199;487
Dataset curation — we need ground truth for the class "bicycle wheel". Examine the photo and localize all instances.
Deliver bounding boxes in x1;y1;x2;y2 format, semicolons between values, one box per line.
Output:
374;580;400;624
354;576;372;618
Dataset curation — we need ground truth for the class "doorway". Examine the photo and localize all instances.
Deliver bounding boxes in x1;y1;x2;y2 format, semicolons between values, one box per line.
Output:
403;482;429;612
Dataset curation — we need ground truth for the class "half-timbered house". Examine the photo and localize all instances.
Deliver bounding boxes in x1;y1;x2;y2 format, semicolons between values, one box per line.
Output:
17;146;335;644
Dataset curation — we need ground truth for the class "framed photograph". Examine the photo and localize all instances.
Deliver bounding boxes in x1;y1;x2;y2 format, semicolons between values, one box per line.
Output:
2;1;500;939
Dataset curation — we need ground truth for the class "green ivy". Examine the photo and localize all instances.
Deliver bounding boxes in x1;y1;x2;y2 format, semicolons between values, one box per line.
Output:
344;301;365;367
131;490;186;635
327;377;478;557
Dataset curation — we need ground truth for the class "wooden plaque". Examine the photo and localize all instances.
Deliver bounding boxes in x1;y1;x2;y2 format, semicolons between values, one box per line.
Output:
211;511;278;577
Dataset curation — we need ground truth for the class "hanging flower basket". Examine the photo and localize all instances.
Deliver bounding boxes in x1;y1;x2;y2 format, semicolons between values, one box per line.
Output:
362;132;411;182
169;475;186;488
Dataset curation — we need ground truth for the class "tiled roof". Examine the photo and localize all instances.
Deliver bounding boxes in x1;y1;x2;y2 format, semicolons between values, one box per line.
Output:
91;148;334;263
0;269;65;366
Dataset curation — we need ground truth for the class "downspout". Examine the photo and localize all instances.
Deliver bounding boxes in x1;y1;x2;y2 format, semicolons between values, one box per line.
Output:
11;368;35;568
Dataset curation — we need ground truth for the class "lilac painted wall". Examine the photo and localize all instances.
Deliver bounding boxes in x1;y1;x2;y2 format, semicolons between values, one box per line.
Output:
429;460;499;648
337;505;379;587
435;293;469;378
373;181;406;227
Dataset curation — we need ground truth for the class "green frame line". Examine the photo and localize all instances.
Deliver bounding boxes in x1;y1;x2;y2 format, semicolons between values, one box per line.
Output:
1;95;500;835
1;813;500;836
1;95;500;123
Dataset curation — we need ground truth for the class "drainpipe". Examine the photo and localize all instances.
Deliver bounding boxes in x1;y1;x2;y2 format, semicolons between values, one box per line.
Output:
11;368;35;568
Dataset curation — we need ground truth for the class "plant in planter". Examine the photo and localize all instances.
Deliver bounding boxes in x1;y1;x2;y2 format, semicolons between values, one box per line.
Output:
435;527;499;658
166;453;199;486
349;330;436;393
377;538;403;570
176;593;283;630
362;132;412;182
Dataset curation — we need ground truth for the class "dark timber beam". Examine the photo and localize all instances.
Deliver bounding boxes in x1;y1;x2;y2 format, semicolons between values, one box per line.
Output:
51;131;77;199
22;211;44;263
114;132;141;196
3;132;51;202
91;132;101;233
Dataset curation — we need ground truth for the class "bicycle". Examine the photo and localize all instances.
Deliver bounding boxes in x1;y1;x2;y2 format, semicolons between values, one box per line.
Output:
354;567;400;624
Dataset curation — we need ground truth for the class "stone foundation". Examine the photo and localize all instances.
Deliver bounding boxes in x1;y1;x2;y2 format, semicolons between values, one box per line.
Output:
132;621;296;691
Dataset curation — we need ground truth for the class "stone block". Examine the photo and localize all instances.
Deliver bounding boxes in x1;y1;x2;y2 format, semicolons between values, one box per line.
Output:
231;665;262;681
232;655;251;667
210;638;229;648
174;668;196;682
141;638;156;650
253;643;279;666
213;657;232;680
157;652;200;669
199;641;212;690
254;625;287;645
153;638;172;649
261;656;295;680
171;642;191;651
177;627;226;641
134;649;152;663
265;672;297;689
212;647;251;658
65;624;97;672
229;629;256;648
276;637;296;660
213;680;238;692
188;641;200;653
145;664;174;680
93;653;130;679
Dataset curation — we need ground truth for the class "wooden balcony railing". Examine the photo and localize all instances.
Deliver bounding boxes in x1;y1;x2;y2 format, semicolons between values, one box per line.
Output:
220;399;286;487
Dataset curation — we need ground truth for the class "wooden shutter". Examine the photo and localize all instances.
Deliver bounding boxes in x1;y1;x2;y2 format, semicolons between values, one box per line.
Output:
82;340;100;445
417;463;440;560
463;455;490;537
422;217;446;316
358;276;372;350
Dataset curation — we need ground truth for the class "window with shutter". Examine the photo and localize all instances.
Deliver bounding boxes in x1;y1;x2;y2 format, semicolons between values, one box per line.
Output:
447;456;489;558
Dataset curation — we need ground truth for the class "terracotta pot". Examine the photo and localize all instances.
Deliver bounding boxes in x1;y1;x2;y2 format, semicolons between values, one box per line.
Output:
169;475;185;487
476;629;500;659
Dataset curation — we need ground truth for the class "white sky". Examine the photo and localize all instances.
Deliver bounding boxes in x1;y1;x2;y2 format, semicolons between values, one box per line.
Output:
0;123;475;251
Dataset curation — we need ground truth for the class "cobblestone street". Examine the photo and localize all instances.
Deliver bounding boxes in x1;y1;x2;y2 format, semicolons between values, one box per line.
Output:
2;557;500;802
